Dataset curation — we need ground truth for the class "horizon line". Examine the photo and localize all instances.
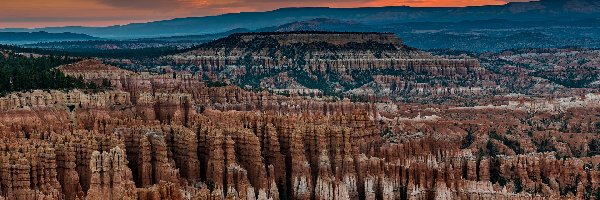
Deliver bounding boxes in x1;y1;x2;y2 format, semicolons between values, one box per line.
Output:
0;2;529;29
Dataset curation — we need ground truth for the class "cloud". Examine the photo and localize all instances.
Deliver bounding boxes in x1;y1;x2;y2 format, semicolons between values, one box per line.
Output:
94;0;186;9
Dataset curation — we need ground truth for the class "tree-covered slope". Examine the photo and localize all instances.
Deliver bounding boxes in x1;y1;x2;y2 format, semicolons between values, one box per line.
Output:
0;48;103;96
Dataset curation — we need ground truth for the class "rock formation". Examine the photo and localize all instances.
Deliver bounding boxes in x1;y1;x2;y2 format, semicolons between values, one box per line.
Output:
0;37;598;200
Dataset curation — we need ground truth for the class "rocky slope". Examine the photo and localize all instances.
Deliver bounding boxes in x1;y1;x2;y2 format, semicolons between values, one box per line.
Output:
0;59;597;199
164;32;589;105
482;48;600;89
165;32;502;102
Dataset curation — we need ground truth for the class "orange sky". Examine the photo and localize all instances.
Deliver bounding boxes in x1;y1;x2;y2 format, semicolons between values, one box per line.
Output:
0;0;530;28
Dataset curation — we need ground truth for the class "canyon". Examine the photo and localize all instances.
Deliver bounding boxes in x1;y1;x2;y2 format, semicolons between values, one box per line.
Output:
0;32;598;200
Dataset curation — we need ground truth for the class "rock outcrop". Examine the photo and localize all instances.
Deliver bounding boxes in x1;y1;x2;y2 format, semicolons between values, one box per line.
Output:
0;44;598;200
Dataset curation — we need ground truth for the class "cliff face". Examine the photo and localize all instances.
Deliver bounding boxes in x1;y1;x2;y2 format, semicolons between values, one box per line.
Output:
56;59;135;86
163;32;504;102
486;48;600;89
0;57;598;200
155;34;600;105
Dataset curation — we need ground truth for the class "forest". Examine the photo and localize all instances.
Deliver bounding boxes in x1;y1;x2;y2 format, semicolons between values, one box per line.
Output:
0;49;104;96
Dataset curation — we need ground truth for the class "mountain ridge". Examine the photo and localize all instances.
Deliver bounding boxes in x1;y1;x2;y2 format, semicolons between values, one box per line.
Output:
1;0;599;38
0;31;100;45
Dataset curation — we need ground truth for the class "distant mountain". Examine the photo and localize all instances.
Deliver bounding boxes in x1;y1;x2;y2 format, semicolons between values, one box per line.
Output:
257;18;373;32
0;31;100;45
146;28;251;42
1;0;599;38
14;16;600;53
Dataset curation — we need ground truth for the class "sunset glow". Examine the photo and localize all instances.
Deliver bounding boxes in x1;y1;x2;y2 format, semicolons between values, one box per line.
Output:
0;0;530;28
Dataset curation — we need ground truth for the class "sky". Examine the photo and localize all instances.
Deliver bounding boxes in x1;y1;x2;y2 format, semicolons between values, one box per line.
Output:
0;0;533;28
